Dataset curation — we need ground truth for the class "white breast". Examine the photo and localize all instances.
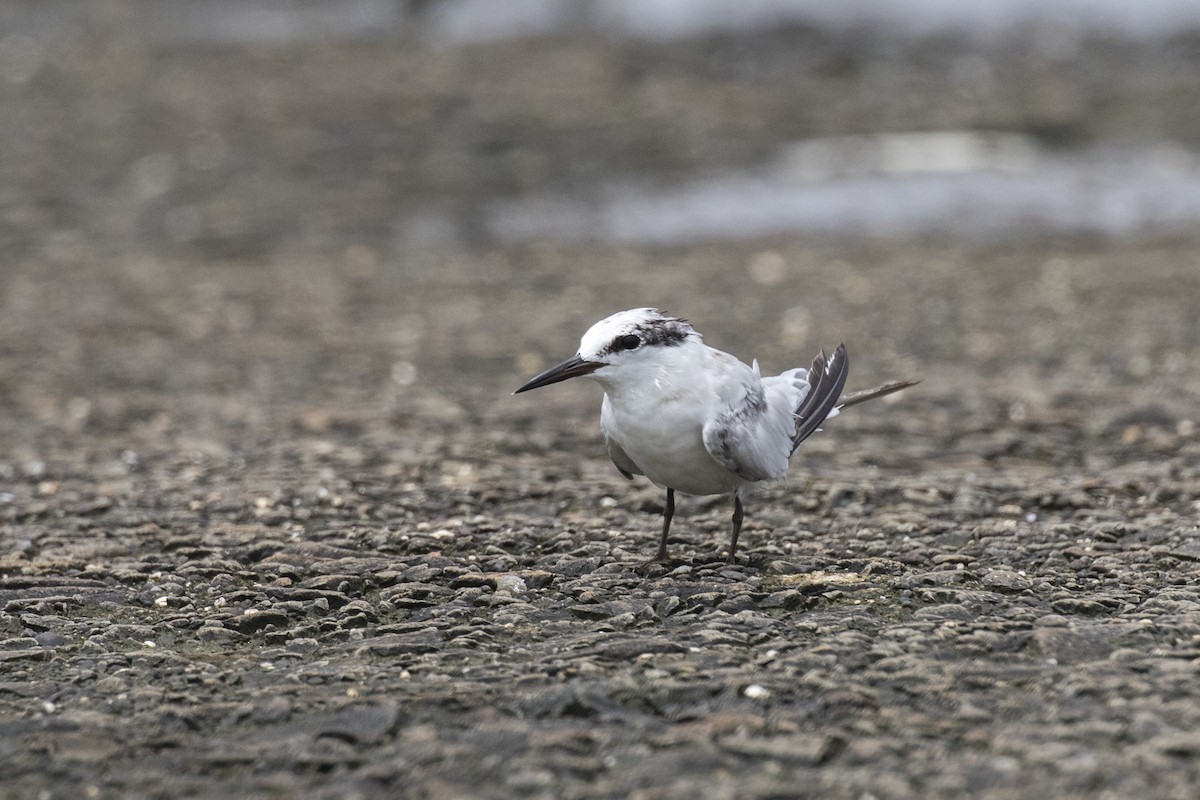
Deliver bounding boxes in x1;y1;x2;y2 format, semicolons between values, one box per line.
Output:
597;347;752;496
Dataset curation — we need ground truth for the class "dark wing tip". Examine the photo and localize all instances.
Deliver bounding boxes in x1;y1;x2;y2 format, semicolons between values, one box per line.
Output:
791;344;850;452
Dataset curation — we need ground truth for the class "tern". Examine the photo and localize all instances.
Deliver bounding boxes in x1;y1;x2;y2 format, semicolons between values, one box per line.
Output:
514;308;916;564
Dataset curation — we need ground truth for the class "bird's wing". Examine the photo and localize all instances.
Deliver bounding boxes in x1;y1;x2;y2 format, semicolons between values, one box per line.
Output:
790;344;849;454
600;394;640;480
703;345;850;480
702;361;797;483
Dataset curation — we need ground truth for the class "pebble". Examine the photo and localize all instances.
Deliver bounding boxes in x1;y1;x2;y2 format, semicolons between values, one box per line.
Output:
495;575;528;594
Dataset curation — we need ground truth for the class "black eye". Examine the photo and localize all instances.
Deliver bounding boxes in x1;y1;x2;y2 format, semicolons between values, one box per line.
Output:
617;334;641;351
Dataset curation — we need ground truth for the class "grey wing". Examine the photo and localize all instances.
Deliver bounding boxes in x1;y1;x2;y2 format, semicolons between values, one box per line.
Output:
702;368;796;483
600;394;640;480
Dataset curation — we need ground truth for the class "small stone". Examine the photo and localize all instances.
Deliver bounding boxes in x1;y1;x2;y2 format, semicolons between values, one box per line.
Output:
495;574;527;594
34;631;69;647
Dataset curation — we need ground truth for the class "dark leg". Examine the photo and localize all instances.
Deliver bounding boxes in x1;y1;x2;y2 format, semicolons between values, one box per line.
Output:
636;487;675;570
654;487;675;562
726;493;744;563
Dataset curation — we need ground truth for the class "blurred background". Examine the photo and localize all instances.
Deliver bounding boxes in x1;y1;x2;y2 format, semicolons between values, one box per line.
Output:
1;0;1198;474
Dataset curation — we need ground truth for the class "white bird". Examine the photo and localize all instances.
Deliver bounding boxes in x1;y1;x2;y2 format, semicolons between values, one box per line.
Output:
514;308;916;564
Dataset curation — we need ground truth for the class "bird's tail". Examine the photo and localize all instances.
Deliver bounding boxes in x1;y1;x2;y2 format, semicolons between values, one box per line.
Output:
792;346;918;454
837;379;920;409
791;344;850;453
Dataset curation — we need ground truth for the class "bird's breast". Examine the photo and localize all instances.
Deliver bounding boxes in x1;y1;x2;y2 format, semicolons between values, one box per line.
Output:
602;390;743;496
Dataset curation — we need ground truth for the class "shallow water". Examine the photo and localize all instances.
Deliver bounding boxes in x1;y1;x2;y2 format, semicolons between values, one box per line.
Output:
11;0;1200;47
483;135;1200;244
6;2;1200;253
429;0;1200;43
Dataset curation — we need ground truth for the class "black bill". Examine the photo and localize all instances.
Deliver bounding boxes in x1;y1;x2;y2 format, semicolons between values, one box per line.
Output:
513;355;602;394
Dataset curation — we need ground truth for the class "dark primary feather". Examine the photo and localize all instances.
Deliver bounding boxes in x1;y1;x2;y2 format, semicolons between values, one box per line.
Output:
791;344;849;454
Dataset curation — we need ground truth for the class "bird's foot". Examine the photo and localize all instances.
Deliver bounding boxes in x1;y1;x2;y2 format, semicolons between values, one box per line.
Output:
634;549;673;574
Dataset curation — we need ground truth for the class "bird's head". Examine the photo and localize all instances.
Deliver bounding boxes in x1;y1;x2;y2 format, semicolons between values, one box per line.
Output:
514;308;699;394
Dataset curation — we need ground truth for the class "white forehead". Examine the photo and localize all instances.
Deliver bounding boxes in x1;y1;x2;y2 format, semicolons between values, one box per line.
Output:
576;308;700;359
578;308;660;355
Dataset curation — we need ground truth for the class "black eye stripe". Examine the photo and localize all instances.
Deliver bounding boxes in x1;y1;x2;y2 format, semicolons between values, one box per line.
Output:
600;316;693;356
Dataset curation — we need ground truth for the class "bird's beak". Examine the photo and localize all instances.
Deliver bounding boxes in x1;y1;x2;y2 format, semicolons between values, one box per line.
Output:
513;355;602;394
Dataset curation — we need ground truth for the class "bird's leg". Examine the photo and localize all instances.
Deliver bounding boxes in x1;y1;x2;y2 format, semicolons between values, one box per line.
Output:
655;487;675;562
726;493;744;564
636;487;675;570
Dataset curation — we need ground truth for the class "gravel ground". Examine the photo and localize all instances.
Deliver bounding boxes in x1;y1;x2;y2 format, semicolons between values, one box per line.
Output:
2;9;1200;799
